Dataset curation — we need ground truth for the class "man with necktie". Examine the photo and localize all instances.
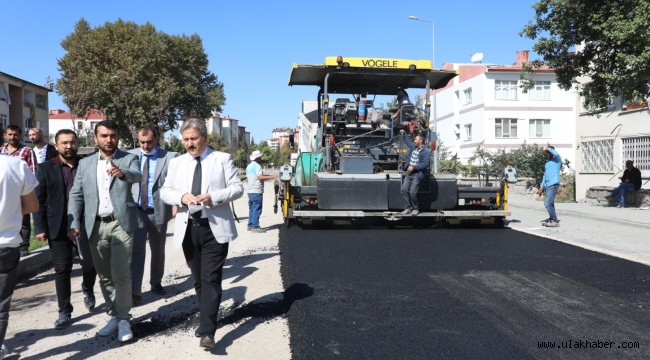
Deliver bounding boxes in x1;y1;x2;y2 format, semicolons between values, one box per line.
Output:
161;118;243;349
129;125;176;306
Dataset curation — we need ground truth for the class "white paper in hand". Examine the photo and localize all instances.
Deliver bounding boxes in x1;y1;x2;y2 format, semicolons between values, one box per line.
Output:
188;203;204;214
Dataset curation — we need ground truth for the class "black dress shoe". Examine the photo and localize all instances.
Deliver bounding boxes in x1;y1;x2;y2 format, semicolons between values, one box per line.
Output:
84;294;96;311
200;334;215;349
54;312;72;330
150;284;166;295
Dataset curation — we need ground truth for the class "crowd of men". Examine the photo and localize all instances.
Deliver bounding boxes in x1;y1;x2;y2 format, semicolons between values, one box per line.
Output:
0;118;244;357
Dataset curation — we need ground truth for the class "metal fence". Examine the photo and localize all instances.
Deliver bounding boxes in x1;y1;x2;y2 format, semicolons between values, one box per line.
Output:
580;139;614;173
622;136;650;171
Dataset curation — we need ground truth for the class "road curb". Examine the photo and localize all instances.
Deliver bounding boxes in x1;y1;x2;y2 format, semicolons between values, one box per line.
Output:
17;246;51;280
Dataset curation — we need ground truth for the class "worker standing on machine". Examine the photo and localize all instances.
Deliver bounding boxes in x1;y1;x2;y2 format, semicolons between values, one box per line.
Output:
398;129;430;216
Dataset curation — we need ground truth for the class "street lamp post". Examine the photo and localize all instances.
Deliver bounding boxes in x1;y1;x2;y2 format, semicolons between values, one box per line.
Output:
408;15;438;173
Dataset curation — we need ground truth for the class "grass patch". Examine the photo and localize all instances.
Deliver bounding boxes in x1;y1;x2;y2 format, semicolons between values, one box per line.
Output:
29;238;48;252
27;221;48;252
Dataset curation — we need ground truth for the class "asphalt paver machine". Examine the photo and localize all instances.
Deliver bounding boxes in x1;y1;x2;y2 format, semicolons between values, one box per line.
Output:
278;56;510;227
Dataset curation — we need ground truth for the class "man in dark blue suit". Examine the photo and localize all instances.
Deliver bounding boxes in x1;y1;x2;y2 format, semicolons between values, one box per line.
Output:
399;129;431;216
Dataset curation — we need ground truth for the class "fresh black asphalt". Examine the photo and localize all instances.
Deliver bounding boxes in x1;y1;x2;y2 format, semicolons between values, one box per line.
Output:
280;224;650;360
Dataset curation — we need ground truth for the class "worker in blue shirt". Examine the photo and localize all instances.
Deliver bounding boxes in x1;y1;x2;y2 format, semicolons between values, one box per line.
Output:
538;146;562;227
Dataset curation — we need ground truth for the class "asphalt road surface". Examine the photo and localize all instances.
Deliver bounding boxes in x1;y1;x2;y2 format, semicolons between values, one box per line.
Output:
280;224;650;360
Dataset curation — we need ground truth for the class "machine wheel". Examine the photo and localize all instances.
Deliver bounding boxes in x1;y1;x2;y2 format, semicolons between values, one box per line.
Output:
297;218;313;228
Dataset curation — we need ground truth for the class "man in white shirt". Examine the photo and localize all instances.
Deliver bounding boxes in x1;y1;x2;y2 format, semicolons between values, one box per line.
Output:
161;118;243;349
245;150;276;233
68;120;142;343
28;128;57;164
0;155;39;359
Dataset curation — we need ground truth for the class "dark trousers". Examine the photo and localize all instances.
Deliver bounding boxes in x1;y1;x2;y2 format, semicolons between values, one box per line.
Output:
21;214;31;250
0;247;20;347
48;229;97;315
401;173;422;210
182;220;228;337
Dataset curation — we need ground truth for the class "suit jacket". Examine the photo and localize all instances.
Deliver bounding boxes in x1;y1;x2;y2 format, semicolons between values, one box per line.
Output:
129;147;177;225
34;156;82;239
43;144;58;162
160;148;244;248
68;149;143;235
402;136;431;180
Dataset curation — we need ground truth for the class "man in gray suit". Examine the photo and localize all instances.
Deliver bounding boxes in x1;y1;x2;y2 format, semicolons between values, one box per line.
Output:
67;120;142;343
129;125;176;305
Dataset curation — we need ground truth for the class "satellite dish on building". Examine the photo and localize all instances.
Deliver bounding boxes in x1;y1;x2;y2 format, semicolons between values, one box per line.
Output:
470;52;484;63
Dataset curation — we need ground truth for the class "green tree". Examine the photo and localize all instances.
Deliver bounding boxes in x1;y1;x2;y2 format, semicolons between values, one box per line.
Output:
207;133;229;153
520;0;650;110
57;18;225;147
278;142;292;166
76;129;95;148
255;141;274;164
467;142;504;178
467;141;549;185
505;142;548;184
437;139;465;175
163;135;185;154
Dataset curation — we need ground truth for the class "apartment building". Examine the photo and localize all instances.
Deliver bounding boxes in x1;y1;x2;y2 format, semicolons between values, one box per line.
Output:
435;51;577;167
206;112;251;149
0;71;52;142
271;127;298;150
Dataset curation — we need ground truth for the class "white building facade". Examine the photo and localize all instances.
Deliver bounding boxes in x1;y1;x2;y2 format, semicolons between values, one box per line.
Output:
48;109;108;136
435;51;577;168
574;91;650;200
221;117;239;145
206;112;222;135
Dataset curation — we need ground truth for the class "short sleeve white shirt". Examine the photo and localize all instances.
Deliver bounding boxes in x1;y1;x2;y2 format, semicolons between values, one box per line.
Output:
245;162;264;194
0;155;39;247
33;144;47;164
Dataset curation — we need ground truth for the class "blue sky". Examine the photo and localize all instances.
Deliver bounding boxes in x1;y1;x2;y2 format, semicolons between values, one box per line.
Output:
2;0;540;142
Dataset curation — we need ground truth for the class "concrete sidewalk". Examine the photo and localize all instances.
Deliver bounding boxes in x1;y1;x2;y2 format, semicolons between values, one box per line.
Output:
506;192;650;266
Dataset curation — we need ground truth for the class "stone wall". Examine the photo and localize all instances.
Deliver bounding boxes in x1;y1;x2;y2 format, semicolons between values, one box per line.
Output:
585;186;650;208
